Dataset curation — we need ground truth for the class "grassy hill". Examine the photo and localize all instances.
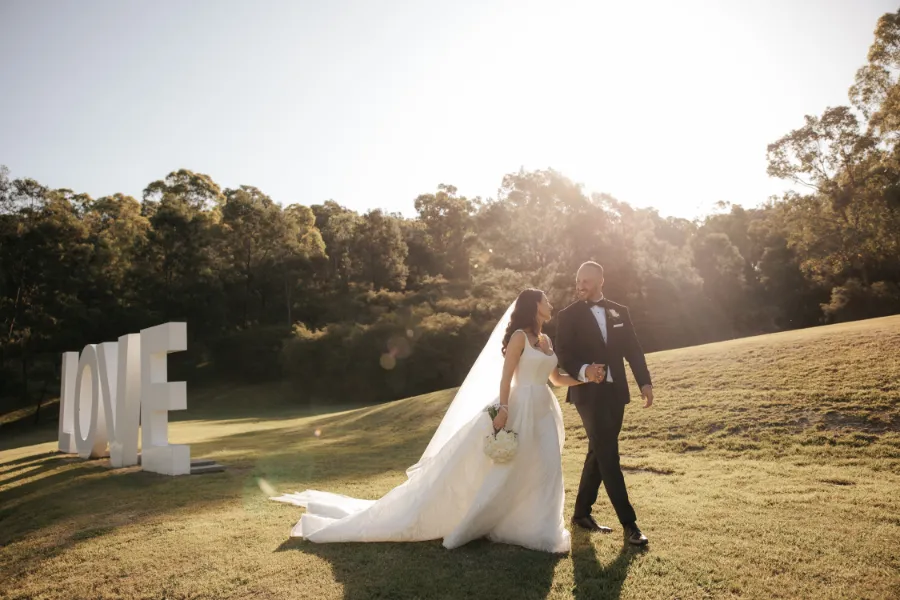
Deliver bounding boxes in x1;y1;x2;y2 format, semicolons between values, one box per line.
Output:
2;316;899;599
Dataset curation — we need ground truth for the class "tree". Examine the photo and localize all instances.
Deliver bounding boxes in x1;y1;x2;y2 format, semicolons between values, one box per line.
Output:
747;205;827;329
691;232;747;335
850;9;900;139
478;169;583;273
143;169;225;213
353;209;409;291
414;184;477;280
767;106;877;213
282;203;326;327
767;105;900;295
0;177;92;410
139;172;223;336
312;200;362;287
399;218;440;288
81;194;151;338
221;186;290;325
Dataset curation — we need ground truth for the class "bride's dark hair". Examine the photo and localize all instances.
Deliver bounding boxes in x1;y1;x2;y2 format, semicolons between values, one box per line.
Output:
501;288;545;356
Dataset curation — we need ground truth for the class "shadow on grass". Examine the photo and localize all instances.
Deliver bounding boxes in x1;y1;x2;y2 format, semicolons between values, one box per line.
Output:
0;451;240;583
170;380;435;425
0;421;59;453
0;454;84;487
0;388;445;584
188;424;433;500
0;450;59;469
276;537;563;600
571;527;644;600
0;383;452;456
187;397;448;488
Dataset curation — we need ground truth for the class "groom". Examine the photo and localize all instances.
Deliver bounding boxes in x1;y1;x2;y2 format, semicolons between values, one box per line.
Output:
555;261;653;546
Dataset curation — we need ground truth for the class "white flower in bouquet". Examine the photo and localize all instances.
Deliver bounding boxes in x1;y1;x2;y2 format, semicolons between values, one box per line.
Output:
484;428;518;463
483;404;518;463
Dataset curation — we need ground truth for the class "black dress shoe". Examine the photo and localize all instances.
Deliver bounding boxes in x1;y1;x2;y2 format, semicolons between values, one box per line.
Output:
570;516;613;533
623;523;649;546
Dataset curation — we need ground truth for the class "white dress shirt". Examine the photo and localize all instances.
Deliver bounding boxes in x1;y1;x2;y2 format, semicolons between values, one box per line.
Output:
578;298;613;383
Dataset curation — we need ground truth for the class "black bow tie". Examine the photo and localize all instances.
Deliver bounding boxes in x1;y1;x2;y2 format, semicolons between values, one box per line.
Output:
587;299;607;308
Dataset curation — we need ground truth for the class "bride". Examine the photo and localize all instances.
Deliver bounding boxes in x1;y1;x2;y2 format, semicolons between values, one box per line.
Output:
270;289;588;553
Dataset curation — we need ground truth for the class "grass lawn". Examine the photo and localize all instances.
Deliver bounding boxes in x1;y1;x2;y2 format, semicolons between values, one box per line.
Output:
2;316;900;599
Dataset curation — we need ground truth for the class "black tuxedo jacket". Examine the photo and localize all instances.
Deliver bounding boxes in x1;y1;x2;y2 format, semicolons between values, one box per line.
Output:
554;299;652;405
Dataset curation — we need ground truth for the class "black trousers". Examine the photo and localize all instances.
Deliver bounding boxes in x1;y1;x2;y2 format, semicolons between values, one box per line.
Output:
572;384;636;525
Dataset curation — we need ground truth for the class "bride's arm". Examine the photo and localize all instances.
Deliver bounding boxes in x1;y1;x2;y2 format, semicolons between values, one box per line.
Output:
546;337;586;387
495;332;526;429
499;332;526;407
549;368;584;388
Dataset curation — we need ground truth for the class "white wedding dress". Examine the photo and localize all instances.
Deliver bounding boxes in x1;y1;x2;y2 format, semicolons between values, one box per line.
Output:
271;316;570;554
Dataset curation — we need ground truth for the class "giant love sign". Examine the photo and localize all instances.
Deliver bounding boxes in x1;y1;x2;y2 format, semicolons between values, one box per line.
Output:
57;322;191;476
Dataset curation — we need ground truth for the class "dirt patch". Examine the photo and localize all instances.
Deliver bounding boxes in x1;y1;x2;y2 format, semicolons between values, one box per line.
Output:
622;465;676;475
680;443;705;452
819;478;855;486
820;410;898;434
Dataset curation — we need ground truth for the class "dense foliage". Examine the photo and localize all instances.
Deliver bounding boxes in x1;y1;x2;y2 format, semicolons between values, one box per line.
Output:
2;11;899;416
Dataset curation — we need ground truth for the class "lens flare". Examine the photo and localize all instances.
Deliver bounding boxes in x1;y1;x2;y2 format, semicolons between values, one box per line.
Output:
256;477;277;496
380;353;397;370
387;336;411;359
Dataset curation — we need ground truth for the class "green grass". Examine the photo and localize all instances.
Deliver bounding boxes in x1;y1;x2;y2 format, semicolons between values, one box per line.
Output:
2;316;900;599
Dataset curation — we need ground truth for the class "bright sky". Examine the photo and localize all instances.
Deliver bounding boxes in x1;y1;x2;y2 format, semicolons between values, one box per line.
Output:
0;0;894;219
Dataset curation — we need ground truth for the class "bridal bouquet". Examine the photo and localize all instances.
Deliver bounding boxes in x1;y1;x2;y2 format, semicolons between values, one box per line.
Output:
483;404;518;463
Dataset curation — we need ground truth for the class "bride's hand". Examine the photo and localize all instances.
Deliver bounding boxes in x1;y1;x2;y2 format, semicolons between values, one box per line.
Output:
493;407;508;431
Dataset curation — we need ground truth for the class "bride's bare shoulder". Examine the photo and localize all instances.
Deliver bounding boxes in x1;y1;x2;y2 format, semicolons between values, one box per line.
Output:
507;329;528;349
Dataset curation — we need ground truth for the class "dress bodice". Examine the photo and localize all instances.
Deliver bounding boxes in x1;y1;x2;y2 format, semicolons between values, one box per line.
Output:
515;332;558;386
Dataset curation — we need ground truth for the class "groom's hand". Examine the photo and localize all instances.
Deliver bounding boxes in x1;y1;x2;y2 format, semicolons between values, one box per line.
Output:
586;364;606;383
641;384;654;408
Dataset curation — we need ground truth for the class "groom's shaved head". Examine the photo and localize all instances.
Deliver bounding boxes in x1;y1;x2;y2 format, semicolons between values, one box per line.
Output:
579;261;604;276
576;261;604;301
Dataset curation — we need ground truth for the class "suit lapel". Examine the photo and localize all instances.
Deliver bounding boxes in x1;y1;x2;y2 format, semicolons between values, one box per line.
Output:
581;301;606;348
604;304;626;353
604;306;612;348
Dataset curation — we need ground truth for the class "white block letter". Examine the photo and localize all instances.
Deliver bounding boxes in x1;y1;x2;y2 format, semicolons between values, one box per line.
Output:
74;345;109;459
140;322;189;475
58;352;79;454
98;336;141;468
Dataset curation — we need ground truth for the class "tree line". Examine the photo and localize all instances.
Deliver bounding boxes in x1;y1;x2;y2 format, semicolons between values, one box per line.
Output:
2;10;899;419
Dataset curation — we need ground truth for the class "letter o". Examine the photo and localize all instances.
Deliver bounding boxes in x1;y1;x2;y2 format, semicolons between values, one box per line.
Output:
74;344;108;458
